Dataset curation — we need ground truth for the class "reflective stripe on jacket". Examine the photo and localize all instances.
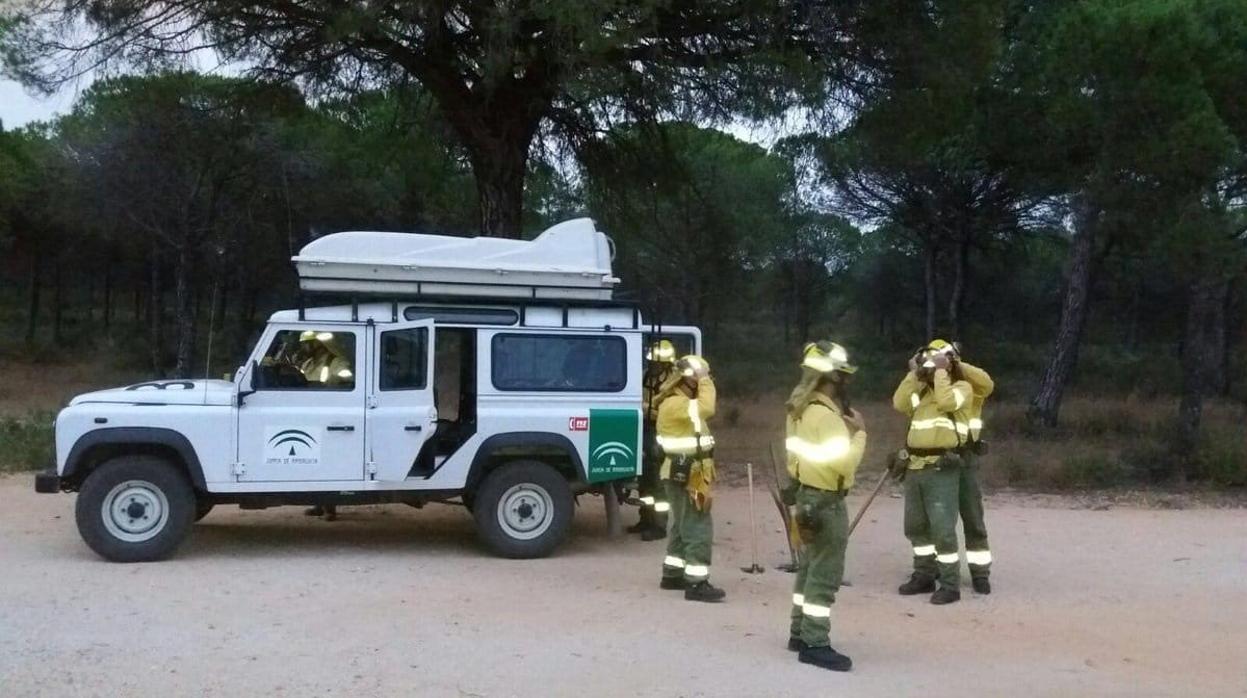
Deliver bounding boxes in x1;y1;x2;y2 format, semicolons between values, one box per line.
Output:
892;369;973;467
656;377;716;479
958;362;994;441
785;393;866;491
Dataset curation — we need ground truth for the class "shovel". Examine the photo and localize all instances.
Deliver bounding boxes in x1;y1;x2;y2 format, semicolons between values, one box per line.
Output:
740;462;765;574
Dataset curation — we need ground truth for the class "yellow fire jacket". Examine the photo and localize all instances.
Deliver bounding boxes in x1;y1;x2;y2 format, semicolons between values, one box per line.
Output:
892;368;973;468
656;376;716;480
958;362;994;442
785;393;867;491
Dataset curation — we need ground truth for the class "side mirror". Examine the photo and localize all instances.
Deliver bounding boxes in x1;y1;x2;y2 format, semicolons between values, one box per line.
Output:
238;361;260;406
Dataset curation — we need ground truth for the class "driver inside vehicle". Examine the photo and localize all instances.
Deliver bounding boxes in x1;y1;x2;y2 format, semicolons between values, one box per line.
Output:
297;331;354;387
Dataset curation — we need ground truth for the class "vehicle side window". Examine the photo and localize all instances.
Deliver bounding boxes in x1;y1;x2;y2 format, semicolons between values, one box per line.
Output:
491;334;627;392
381;327;428;391
258;329;356;391
643;333;696;358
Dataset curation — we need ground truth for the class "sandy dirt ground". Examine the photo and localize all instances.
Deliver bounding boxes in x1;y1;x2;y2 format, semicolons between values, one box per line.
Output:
2;474;1246;698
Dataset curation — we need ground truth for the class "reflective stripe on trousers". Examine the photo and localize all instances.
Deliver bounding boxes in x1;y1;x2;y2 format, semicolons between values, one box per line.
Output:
663;556;685;569
802;603;832;619
966;550;992;566
684;564;709;579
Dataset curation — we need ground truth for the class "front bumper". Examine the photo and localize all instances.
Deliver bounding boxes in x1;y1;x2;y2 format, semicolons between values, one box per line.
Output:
34;469;61;493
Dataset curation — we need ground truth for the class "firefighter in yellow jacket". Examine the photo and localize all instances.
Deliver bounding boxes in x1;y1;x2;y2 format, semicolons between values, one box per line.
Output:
630;340;676;540
655;355;725;602
784;341;866;672
954;348;995;593
892;339;973;605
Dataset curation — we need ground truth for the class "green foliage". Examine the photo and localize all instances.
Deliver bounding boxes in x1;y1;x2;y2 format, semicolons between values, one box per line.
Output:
0;411;54;472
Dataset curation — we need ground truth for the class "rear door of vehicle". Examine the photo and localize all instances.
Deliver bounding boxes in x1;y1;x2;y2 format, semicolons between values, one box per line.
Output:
366;319;437;481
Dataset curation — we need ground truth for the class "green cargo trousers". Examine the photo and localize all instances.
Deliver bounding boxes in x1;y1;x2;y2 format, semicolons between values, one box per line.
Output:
788;487;848;648
636;426;669;526
661;478;713;583
904;466;961;590
958;452;991;580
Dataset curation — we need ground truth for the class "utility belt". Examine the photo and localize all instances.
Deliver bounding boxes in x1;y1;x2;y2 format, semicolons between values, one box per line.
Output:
666;451;713;484
797;481;846;498
905;447;964;472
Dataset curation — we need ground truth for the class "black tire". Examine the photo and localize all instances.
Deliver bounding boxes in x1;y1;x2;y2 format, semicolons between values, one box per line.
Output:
472;460;573;559
194;500;215;522
75;455;196;562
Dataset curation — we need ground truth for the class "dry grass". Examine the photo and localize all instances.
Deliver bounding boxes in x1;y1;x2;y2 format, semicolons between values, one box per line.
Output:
0;357;142;418
712;393;1247;491
0;355;1243;490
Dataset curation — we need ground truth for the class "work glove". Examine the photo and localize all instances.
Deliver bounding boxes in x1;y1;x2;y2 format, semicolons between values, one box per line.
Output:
888;449;910;480
687;461;714;512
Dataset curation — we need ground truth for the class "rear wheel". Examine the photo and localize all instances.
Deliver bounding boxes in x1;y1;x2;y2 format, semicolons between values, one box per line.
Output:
75;455;196;562
473;460;573;559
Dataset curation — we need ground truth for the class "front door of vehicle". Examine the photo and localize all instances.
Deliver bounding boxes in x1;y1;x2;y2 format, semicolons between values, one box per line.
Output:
366;319;437;481
237;324;366;482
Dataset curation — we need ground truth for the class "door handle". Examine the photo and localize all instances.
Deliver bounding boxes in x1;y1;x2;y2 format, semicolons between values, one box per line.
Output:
327;425;355;432
404;425;422;432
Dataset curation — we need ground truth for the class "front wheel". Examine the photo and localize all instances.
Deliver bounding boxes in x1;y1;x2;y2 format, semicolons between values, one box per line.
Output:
473;460;573;559
194;500;215;522
75;456;196;562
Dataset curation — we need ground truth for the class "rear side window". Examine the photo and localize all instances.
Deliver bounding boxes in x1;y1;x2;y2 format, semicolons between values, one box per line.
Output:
492;334;627;392
380;327;428;391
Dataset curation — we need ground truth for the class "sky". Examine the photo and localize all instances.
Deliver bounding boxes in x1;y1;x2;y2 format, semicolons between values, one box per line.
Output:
0;78;76;128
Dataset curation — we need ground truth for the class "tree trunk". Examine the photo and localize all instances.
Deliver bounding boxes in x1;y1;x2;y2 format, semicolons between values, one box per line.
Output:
1028;199;1098;427
469;140;529;238
923;240;938;340
948;236;969;339
25;252;41;346
1174;278;1230;480
52;260;64;343
103;265;113;331
172;244;196;379
149;251;164;376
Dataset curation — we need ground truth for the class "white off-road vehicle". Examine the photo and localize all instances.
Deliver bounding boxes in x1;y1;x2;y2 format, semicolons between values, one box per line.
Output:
36;219;700;562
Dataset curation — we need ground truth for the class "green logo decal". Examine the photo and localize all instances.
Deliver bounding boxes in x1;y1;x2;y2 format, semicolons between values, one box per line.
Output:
587;408;640;483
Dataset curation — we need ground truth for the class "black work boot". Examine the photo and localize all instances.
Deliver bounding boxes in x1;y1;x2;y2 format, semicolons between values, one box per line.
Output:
787;637;809;652
304;505;324;517
684;581;726;603
972;577;992;594
798;645;852;672
930;587;961;605
627;508;652;534
640;524;667;542
659;577;686;591
898;573;936;596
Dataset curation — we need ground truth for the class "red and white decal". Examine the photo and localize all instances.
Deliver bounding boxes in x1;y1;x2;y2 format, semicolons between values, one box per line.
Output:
568;417;589;432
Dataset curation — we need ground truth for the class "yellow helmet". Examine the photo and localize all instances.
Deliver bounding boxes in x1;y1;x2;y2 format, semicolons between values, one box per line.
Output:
646;339;676;363
675;354;710;378
801;340;857;374
921;338;959;368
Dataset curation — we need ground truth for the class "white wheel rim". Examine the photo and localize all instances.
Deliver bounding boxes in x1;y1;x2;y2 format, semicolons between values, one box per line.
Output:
496;483;554;541
101;480;170;543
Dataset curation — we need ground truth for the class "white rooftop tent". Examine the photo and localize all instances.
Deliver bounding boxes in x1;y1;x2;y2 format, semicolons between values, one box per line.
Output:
293;218;620;300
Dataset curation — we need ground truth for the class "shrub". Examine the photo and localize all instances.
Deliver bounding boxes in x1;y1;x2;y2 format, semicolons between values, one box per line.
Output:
1197;425;1247;486
0;411;56;472
1054;452;1130;489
